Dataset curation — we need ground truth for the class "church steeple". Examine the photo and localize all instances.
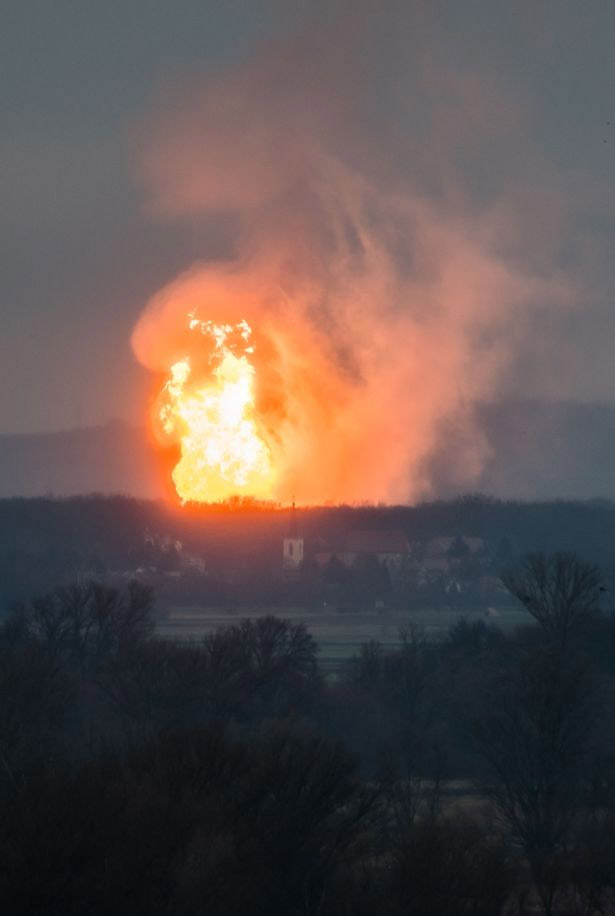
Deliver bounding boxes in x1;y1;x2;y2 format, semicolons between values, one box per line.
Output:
289;499;298;538
282;499;303;572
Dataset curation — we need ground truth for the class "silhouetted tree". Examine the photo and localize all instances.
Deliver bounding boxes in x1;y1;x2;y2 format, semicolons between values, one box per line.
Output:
176;724;376;916
100;616;320;734
207;615;321;719
323;555;351;586
473;646;598;915
353;554;391;607
98;640;212;737
0;641;73;773
0;721;378;916
387;815;515;916
7;578;154;671
502;552;604;647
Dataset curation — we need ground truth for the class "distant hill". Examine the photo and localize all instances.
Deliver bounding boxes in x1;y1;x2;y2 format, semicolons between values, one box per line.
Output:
1;401;615;500
0;420;164;499
474;400;615;500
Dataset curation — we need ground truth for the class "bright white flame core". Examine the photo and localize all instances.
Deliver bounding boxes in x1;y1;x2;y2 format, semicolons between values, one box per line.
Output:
156;318;274;502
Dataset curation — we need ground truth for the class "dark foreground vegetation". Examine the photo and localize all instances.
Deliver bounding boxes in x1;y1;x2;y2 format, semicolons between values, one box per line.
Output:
3;552;615;914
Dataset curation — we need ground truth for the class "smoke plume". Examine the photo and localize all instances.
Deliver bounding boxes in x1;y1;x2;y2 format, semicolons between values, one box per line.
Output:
131;4;573;504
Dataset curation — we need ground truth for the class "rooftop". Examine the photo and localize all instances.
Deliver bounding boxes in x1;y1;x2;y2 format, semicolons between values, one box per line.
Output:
344;529;411;555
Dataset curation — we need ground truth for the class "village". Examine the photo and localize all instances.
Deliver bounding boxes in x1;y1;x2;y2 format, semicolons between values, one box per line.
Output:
126;511;508;617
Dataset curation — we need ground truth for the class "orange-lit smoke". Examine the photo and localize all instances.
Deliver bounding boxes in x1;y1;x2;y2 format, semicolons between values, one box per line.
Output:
131;11;572;505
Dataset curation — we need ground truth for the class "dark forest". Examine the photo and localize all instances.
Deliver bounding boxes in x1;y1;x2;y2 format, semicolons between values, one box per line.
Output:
3;498;615;913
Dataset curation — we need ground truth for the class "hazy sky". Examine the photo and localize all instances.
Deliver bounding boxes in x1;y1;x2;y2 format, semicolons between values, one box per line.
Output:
2;1;615;433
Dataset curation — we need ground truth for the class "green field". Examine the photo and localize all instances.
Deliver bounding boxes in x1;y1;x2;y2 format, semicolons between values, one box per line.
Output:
157;606;530;673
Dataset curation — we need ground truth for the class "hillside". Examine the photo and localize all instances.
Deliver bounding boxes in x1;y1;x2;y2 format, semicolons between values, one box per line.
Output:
1;400;615;501
0;420;163;499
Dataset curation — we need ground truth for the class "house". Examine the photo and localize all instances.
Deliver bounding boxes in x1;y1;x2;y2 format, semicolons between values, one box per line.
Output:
315;528;412;582
412;535;486;585
424;536;484;558
340;529;411;575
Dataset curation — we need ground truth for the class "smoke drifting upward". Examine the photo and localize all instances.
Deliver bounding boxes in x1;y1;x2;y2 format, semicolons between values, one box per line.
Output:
131;5;572;504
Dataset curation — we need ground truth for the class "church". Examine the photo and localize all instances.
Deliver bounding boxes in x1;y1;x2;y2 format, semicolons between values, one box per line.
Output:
282;502;304;572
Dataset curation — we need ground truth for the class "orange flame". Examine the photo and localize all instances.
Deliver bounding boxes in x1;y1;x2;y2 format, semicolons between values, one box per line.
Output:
131;9;578;507
154;315;275;502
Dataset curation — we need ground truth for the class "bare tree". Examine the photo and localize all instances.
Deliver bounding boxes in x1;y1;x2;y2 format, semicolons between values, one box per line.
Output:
0;642;73;775
473;646;598;915
205;616;320;719
98;639;212;737
8;578;154;671
501;552;604;646
386;813;515;916
100;615;321;736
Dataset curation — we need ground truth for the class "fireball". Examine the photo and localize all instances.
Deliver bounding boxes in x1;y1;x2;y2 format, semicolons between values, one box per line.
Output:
154;315;275;502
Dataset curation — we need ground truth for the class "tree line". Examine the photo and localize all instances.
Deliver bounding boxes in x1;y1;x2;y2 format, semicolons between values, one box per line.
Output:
3;494;615;606
3;552;615;913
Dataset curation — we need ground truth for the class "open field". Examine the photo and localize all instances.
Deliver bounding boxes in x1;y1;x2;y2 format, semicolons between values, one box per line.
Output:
157;606;530;673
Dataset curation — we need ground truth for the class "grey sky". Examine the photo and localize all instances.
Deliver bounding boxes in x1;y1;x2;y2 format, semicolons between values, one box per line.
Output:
2;1;615;433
